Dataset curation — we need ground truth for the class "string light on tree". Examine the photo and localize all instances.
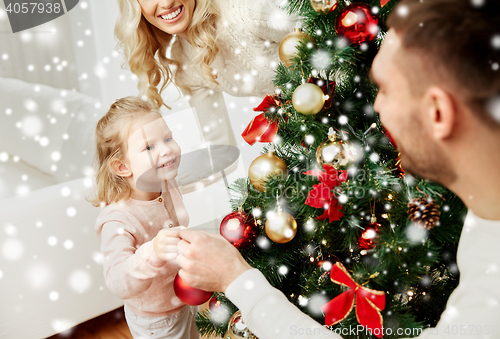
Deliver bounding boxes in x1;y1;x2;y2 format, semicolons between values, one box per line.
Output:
315;253;339;271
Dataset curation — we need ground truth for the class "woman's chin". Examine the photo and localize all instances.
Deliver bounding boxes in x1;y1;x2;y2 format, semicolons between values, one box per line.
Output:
157;18;189;36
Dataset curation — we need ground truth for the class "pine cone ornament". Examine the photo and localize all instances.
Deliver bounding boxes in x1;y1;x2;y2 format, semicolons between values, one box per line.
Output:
407;197;441;230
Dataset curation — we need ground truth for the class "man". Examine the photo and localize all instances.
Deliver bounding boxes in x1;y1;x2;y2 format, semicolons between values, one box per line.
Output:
174;0;500;337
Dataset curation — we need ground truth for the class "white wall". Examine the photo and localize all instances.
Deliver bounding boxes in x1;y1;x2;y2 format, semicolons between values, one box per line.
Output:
66;0;138;105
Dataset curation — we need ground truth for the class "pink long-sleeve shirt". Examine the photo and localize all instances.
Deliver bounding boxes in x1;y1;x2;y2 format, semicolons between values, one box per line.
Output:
95;184;189;317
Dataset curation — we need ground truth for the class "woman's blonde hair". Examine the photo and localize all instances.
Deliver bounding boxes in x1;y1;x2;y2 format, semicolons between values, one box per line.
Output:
115;0;220;109
90;96;162;207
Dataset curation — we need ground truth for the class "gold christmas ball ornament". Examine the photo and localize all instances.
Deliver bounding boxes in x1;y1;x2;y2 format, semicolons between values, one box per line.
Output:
226;311;257;339
316;128;354;169
248;151;288;192
265;207;298;243
279;28;314;67
311;0;338;12
292;82;325;115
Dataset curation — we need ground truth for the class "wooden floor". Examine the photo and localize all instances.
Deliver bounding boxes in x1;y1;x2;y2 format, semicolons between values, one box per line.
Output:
46;304;217;339
47;307;133;339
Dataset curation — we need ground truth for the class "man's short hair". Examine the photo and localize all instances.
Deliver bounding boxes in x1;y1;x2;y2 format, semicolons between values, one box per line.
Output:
387;0;500;125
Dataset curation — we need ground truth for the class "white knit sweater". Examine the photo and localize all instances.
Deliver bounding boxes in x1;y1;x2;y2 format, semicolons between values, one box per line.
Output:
170;0;298;148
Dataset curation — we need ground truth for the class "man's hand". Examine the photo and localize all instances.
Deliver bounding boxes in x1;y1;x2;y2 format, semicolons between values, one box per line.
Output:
153;227;185;261
176;230;252;293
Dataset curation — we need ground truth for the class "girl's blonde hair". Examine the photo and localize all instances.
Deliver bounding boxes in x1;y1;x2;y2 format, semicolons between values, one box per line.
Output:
90;96;162;207
115;0;220;109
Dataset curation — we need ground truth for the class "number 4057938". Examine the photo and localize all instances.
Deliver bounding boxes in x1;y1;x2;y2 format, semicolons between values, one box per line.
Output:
5;2;62;14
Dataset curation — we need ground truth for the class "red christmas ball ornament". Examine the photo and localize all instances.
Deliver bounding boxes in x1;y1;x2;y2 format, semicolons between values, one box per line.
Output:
220;211;259;249
335;3;379;45
357;222;381;250
173;273;213;306
209;296;222;312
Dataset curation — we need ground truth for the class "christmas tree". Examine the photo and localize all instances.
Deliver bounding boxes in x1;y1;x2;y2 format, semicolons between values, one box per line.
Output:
197;0;466;338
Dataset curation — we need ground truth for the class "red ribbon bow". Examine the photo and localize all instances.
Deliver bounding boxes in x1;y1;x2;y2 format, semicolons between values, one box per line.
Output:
322;262;386;338
308;77;336;109
303;164;348;223
241;95;280;145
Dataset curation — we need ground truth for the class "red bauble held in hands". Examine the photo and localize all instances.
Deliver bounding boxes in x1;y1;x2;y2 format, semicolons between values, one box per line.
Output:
335;3;379;45
173;273;213;306
220;211;259;249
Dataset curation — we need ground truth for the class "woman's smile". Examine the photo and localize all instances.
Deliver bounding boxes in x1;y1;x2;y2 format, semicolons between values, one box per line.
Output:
158;5;184;23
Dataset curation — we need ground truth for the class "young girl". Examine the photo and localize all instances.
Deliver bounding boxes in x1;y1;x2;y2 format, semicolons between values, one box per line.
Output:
91;96;199;339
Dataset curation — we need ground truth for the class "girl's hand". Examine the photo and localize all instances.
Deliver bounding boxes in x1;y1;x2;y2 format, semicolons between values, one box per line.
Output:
153;227;186;261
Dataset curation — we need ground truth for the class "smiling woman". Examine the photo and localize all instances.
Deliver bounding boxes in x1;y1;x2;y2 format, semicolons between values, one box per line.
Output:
115;0;220;110
114;0;298;189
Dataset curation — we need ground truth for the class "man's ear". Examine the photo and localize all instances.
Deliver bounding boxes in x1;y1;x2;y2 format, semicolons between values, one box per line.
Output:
424;86;457;140
110;159;132;178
